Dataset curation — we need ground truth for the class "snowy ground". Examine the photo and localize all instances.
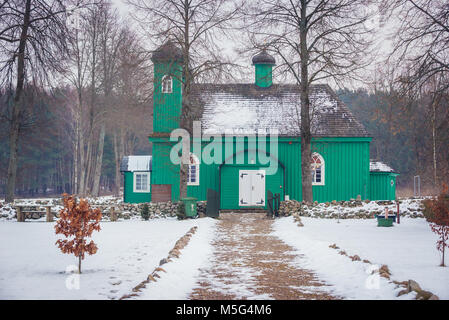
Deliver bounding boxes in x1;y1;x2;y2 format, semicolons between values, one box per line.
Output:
0;217;216;300
273;216;449;299
132;218;217;300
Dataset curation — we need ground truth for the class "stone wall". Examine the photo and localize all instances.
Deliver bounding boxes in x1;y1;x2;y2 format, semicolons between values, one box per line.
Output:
103;201;207;220
2;199;207;221
279;199;424;219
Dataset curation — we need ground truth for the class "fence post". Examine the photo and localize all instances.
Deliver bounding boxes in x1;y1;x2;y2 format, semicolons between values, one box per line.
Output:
16;206;24;222
110;206;117;222
46;206;53;222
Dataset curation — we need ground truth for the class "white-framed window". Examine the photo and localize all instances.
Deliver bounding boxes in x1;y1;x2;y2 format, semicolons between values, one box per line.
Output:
133;172;151;192
162;75;172;93
187;153;200;186
311;153;325;186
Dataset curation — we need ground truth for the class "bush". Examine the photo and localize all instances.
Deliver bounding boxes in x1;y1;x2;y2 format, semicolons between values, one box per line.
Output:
422;184;449;267
141;204;150;221
176;201;186;220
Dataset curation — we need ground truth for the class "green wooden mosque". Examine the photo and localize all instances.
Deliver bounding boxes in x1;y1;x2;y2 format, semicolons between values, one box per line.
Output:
120;42;398;206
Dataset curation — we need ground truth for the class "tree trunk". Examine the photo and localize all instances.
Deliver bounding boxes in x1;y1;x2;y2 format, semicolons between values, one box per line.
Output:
179;163;189;200
78;254;82;274
432;100;437;192
92;122;105;196
5;0;31;203
113;131;122;196
83;136;94;195
299;1;313;203
6;103;21;203
442;239;445;267
73;119;79;195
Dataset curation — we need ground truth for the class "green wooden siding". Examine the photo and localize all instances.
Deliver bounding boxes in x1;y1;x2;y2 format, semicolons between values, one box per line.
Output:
369;172;398;200
123;172;151;203
255;64;273;88
151;142;181;200
311;139;370;202
153;62;183;133
148;136;372;207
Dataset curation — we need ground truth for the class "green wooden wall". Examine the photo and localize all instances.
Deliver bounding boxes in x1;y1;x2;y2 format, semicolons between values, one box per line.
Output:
149;136;372;208
153;61;183;133
123;172;151;203
369;172;398;200
311;138;371;202
255;64;273;88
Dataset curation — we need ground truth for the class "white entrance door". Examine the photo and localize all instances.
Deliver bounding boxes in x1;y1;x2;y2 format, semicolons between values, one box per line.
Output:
239;170;266;206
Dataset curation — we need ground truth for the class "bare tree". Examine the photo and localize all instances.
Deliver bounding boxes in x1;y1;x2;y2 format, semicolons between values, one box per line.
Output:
383;0;449;94
382;0;449;190
128;0;240;199
91;3;127;197
111;29;152;196
0;0;75;202
244;0;374;202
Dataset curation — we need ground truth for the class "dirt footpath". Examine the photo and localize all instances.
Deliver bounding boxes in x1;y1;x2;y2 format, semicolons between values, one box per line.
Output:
190;212;338;300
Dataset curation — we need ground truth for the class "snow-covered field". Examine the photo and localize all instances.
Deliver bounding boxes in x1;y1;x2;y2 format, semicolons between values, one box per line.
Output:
0;217;216;300
273;217;449;300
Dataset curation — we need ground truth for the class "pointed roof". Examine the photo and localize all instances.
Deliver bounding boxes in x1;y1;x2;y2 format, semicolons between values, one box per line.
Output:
151;41;183;63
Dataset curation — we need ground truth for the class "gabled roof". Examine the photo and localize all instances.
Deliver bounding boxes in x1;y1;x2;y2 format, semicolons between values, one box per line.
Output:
370;160;395;173
120;156;152;172
190;83;369;137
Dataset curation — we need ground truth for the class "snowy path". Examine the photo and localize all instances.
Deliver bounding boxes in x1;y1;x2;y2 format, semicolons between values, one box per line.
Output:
189;212;337;300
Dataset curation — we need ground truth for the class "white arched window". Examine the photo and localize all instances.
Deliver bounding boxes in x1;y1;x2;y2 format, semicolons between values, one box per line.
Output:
162;75;172;93
187;153;200;186
311;153;325;186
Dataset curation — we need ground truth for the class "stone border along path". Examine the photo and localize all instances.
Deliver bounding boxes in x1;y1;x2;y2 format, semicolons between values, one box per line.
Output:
120;226;198;300
189;212;338;300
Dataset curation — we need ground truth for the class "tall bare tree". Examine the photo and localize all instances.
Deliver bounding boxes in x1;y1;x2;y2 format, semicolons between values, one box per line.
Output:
0;0;75;202
244;0;374;202
91;3;126;196
382;0;449;190
128;0;239;199
111;29;152;196
383;0;449;94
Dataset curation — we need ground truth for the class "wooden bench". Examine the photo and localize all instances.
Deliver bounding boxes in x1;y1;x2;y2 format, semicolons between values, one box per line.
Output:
15;205;53;222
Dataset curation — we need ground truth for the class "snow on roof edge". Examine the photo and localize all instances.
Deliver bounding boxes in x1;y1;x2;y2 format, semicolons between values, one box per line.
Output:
120;155;152;172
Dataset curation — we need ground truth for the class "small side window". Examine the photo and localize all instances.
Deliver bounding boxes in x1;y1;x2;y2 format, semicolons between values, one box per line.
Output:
134;172;151;192
162;75;172;93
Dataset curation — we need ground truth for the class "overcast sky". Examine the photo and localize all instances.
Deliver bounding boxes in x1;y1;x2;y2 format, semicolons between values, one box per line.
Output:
109;0;397;90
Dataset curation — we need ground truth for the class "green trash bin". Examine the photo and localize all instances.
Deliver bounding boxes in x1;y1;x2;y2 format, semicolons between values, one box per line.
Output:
377;217;393;227
181;197;197;217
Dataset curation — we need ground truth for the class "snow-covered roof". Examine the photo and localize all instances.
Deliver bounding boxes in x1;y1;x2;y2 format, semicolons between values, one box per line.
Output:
120;156;152;172
191;84;368;137
370;160;395;173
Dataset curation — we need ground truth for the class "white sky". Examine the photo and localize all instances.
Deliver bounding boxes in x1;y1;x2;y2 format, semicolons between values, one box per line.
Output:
110;0;398;90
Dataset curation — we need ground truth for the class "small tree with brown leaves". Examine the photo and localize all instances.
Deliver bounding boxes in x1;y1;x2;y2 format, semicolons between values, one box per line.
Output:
423;185;449;267
55;194;102;273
